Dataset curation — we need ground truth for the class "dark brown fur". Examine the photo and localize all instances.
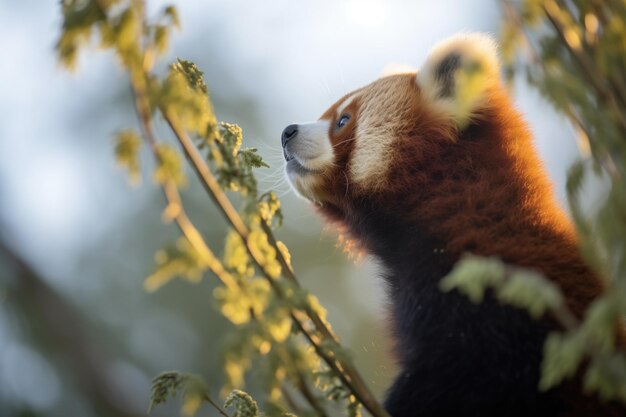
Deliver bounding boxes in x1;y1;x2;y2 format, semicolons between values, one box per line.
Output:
306;74;624;416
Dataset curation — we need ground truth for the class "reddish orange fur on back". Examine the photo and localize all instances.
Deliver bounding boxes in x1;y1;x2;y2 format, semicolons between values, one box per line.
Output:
318;76;625;413
396;86;604;318
314;73;611;319
285;47;624;413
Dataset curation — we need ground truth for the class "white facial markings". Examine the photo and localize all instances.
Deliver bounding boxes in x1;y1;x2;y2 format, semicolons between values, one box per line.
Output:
286;169;322;203
336;93;357;118
350;76;417;190
283;119;334;201
285;33;502;203
351;125;395;190
291;120;333;171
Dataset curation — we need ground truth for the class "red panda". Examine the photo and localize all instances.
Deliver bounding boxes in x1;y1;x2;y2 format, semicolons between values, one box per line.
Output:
282;33;624;416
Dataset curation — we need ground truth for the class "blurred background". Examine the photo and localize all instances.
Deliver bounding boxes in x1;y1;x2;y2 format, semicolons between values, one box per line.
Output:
0;1;581;416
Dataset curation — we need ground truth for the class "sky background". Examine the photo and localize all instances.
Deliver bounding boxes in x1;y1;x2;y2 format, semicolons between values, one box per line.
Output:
0;1;581;416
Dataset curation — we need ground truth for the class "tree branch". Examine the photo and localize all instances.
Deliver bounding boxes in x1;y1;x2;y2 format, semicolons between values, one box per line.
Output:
127;56;389;417
544;0;626;133
161;111;390;417
203;394;232;417
500;0;621;179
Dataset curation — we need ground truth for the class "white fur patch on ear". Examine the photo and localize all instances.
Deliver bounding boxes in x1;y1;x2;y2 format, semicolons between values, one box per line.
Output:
416;32;500;128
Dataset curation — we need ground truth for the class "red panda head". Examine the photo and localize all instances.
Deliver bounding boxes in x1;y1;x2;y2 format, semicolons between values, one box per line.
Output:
281;33;601;325
280;31;562;256
283;33;503;210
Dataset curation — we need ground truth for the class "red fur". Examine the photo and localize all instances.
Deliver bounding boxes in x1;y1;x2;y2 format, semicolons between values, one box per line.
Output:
319;76;607;318
305;74;625;415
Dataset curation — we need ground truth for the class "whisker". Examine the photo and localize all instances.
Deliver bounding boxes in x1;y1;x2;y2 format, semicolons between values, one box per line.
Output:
321;76;332;98
257;168;286;178
332;136;359;148
277;188;294;198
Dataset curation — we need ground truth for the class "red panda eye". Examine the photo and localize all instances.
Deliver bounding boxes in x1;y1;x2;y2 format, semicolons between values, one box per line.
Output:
336;114;350;128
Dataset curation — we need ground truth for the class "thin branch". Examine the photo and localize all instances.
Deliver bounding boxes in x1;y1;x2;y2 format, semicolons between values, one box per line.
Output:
131;76;351;417
280;386;304;415
565;0;626;108
162;113;345;344
163;110;248;238
131;72;239;291
260;220;296;282
295;369;329;417
203;394;232;417
500;0;621;179
165;103;385;415
163;112;339;338
120;5;390;414
130;63;391;417
544;0;626;133
162;111;390;417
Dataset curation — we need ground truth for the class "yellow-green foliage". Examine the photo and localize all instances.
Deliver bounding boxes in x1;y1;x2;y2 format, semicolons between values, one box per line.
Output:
149;372;210;416
57;2;382;417
442;0;626;405
114;129;142;184
224;389;259;417
144;238;204;292
60;0;626;413
153;144;187;186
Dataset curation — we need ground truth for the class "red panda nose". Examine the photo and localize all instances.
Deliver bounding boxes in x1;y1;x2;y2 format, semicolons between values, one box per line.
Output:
281;124;299;147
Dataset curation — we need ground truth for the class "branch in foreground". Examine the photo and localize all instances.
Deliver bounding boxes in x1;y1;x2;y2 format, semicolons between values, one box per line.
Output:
161;110;389;417
131;59;387;417
56;2;391;415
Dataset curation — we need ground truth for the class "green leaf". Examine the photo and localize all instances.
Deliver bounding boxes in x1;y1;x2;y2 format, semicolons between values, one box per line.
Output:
149;371;185;412
174;59;208;94
114;129;142;184
148;371;209;415
144;238;205;292
496;269;563;318
258;192;283;227
263;302;292;343
240;148;270;169
584;354;626;403
566;160;586;199
439;255;506;303
224;389;260;417
540;332;586;391
164;5;181;29
220;122;243;156
580;298;620;351
56;0;107;69
348;394;363;417
154;24;170;55
213;279;271;325
115;7;139;53
160;67;216;137
154;143;187;186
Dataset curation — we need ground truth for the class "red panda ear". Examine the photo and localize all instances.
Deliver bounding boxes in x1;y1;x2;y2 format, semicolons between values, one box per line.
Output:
417;33;501;129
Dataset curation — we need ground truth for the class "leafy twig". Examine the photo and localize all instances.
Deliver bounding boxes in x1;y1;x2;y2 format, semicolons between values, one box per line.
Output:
130;72;238;291
543;0;626;132
162;111;390;417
